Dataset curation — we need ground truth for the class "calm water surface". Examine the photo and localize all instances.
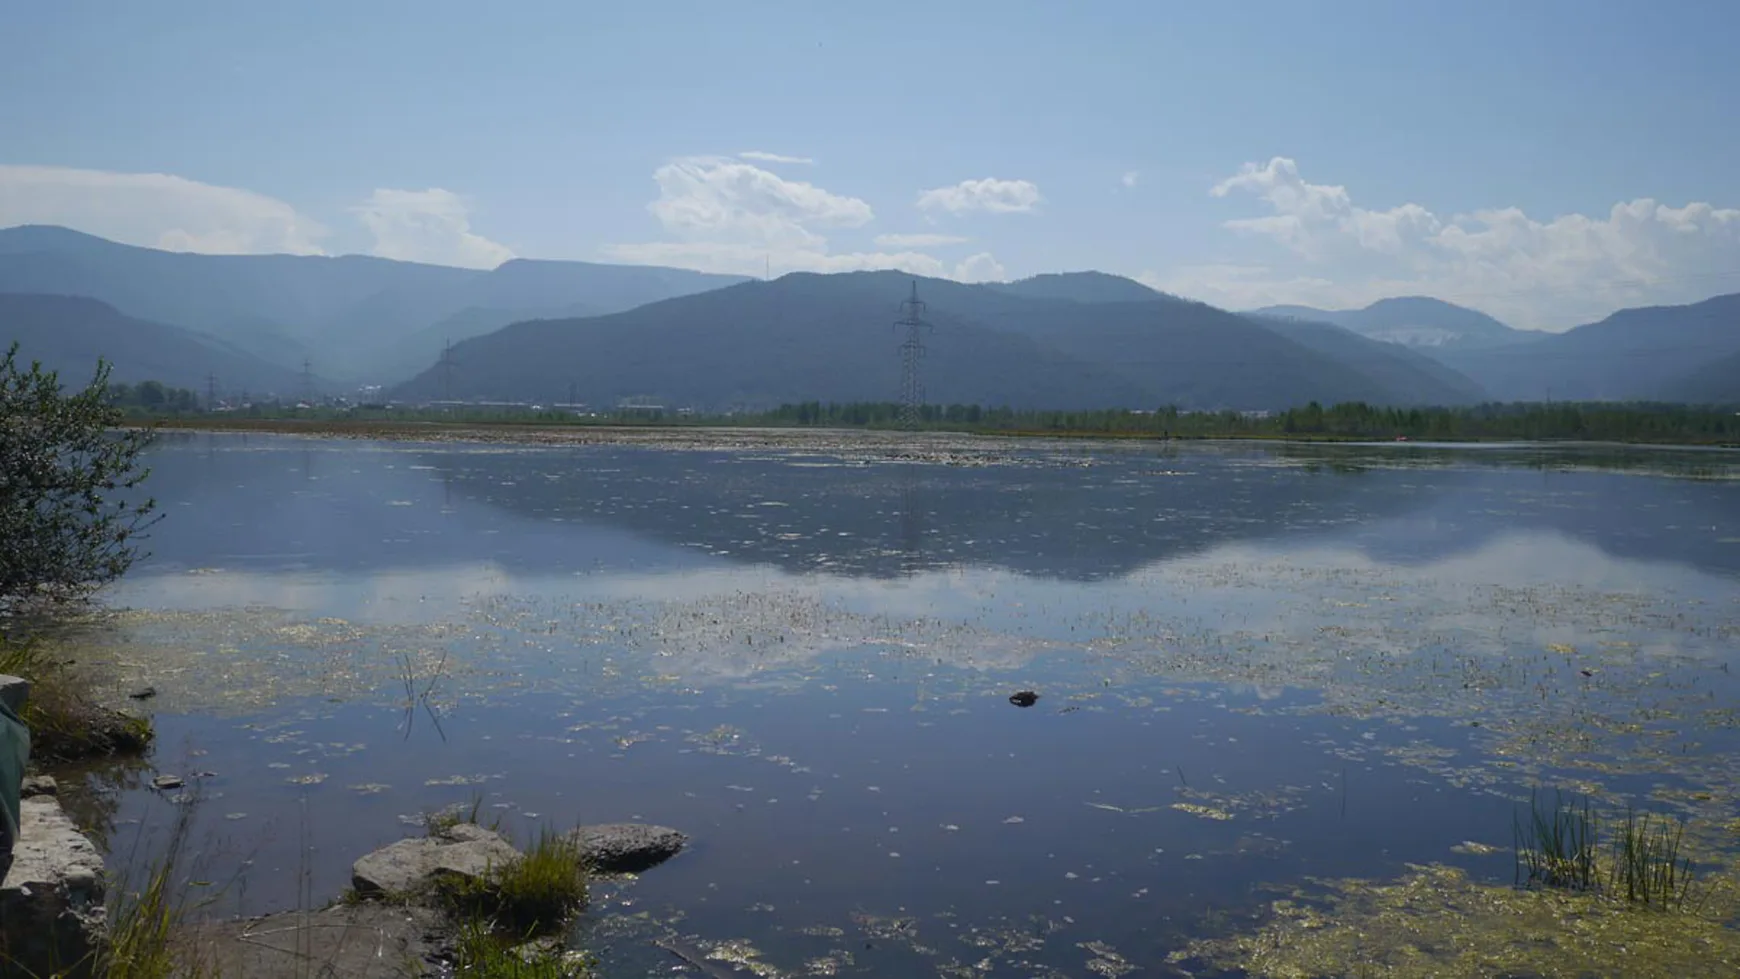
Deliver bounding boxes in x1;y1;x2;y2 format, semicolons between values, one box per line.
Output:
82;433;1740;976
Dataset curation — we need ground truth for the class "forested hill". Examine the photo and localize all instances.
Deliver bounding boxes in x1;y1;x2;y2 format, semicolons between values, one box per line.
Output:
391;271;1486;411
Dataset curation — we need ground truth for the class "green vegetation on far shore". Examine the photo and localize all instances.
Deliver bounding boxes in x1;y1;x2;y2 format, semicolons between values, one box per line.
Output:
148;396;1740;446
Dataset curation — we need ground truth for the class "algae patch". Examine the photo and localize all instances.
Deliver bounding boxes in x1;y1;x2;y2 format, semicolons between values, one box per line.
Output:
1171;862;1740;979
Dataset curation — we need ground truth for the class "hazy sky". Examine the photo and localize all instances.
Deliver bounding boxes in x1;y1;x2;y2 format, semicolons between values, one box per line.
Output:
4;0;1739;329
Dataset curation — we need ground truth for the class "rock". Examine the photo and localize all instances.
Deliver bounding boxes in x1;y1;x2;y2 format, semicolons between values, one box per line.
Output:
1008;690;1039;707
0;796;107;976
352;823;522;897
152;774;185;791
183;904;447;979
20;775;57;798
0;674;28;714
570;823;687;873
128;686;157;700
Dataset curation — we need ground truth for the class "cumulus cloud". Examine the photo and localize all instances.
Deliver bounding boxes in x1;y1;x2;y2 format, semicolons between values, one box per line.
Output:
0;164;327;254
638;156;872;251
875;232;970;248
608;241;952;278
738;151;815;165
607;155;1005;283
1163;156;1740;329
353;188;514;268
917;177;1042;215
953;252;1007;283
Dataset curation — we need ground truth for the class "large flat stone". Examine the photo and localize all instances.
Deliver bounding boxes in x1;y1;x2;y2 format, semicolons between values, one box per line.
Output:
0;795;107;977
570;823;687;874
181;904;448;979
351;823;522;897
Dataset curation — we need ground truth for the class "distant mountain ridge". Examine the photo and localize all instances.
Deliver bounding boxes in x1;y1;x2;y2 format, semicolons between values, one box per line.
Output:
1432;293;1740;402
0;293;304;395
0;225;748;384
1251;296;1535;350
391;270;1487;411
6;225;1735;410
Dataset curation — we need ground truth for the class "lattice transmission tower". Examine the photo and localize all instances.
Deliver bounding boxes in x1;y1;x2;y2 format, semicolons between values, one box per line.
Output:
893;281;932;430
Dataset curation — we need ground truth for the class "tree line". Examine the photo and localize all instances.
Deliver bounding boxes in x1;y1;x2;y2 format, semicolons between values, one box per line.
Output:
101;375;1740;444
752;400;1740;442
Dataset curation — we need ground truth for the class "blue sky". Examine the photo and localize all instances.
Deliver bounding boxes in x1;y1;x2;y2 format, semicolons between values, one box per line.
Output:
4;0;1739;329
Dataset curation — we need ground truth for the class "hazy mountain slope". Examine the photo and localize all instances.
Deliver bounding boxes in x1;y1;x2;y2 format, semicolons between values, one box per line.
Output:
393;274;1156;410
1252;296;1532;350
1436;293;1740;402
394;271;1469;410
1674;350;1740;404
0;225;746;382
0;293;305;394
966;299;1391;408
1257;317;1487;404
991;271;1165;304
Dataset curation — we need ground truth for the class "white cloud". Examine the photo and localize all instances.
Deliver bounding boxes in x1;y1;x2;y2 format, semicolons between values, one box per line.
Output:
1166;156;1740;329
953;252;1006;283
874;232;970;248
641;156;872;251
916;177;1042;215
1121;170;1140;188
0;164;327;255
609;155;1006;283
353;188;514;269
738;151;815;165
608;240;953;278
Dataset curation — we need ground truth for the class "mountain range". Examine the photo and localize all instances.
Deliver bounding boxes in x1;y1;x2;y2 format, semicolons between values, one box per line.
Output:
0;224;744;386
0;292;303;394
1251;296;1536;350
1;225;1736;409
391;270;1482;411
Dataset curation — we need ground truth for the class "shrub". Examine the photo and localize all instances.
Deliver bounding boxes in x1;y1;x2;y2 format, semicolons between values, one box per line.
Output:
0;344;158;611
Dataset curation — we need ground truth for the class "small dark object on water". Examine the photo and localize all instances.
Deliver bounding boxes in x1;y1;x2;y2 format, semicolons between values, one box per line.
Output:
129;686;156;700
1009;691;1039;708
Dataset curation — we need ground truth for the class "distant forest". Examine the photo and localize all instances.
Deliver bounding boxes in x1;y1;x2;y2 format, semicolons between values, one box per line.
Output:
753;400;1740;442
134;392;1740;445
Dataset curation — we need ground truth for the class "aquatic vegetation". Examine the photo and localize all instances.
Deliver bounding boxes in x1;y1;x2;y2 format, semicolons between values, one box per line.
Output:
1514;789;1599;891
1513;790;1701;910
1610;809;1696;910
1170;863;1740;979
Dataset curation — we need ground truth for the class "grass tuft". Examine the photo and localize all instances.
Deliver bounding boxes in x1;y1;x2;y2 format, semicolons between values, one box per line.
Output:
99;787;212;979
1513;789;1699;911
1514;789;1598;892
441;827;588;938
1609;808;1695;910
1;635;154;763
425;795;488;836
452;918;593;978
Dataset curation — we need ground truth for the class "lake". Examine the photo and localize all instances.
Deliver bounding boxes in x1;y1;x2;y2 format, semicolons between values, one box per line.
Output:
75;431;1740;977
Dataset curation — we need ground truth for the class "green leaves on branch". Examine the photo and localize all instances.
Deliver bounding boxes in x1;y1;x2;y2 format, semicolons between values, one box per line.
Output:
0;343;159;610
